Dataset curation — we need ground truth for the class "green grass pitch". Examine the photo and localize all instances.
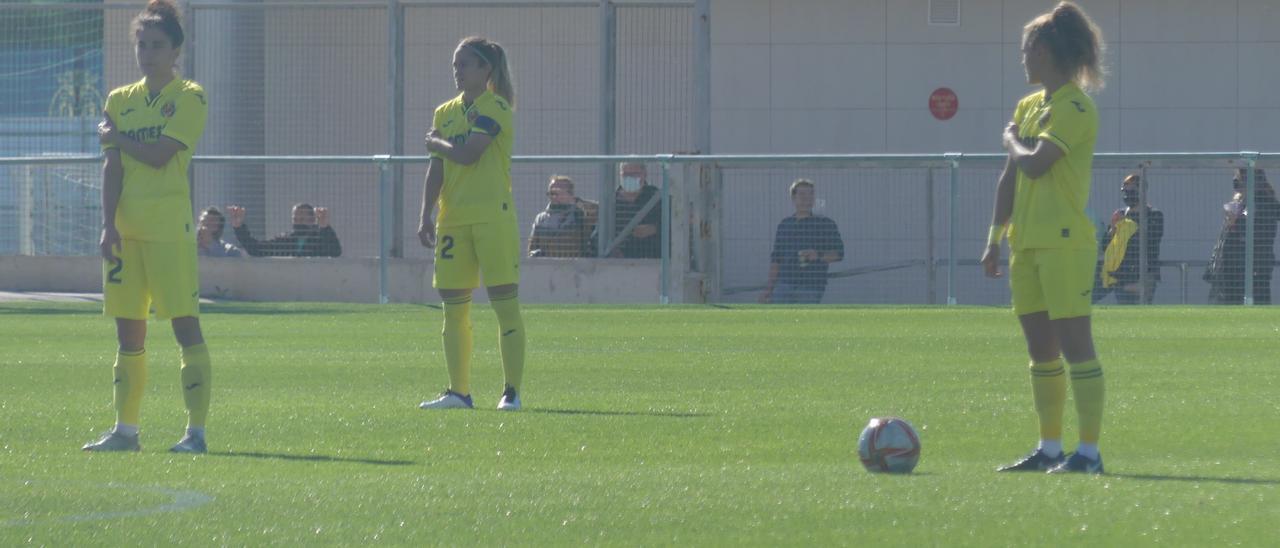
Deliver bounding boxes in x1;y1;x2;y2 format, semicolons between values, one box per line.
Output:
2;302;1278;545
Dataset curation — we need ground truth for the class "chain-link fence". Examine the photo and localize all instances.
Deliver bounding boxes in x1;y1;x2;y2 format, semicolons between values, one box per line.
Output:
0;0;696;256
2;153;1278;305
705;154;1280;306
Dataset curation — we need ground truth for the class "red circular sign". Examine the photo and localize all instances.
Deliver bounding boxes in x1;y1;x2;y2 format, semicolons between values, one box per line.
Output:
929;87;958;120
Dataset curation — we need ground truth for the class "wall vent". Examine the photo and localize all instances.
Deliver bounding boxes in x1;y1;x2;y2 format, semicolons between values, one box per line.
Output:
929;0;960;26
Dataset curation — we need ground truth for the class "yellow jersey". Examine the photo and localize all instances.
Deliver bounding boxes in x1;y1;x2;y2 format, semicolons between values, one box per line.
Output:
432;90;515;228
103;77;207;242
1007;82;1098;251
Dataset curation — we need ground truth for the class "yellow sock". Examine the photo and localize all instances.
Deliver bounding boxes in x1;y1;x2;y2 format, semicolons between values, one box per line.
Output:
442;295;473;395
1068;358;1105;444
180;343;212;429
1029;359;1067;442
113;349;147;427
489;289;525;391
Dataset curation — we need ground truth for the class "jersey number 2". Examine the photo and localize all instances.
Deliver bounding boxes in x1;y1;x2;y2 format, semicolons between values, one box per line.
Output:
107;258;124;284
440;236;455;259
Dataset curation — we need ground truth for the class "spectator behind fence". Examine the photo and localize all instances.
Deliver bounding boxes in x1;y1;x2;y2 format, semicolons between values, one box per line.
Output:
1205;168;1280;304
1092;174;1162;304
759;179;844;304
226;203;342;258
196;206;241;258
608;163;662;258
528;175;597;258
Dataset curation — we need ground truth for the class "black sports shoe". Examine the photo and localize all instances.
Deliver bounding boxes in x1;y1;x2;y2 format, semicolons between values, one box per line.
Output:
497;385;520;411
1047;452;1104;474
997;449;1066;472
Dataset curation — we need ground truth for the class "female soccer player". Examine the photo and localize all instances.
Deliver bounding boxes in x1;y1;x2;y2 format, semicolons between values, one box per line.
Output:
85;0;211;453
980;2;1107;474
417;36;525;411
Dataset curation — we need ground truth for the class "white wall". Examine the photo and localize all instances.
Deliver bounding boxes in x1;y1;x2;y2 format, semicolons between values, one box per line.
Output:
710;0;1280;154
0;256;662;304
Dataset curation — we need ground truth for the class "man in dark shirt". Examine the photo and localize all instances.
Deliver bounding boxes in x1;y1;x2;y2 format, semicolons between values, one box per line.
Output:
226;203;342;258
529;175;595;258
760;179;844;304
610;163;662;259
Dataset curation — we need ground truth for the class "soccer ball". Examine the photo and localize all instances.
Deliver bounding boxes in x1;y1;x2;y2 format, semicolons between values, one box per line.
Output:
857;417;921;474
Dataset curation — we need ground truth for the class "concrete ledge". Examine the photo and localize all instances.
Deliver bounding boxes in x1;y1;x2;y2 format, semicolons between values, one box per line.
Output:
0;256;662;304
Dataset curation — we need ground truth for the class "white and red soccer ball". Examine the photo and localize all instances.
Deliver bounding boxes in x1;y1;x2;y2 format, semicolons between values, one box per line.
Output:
857;417;921;474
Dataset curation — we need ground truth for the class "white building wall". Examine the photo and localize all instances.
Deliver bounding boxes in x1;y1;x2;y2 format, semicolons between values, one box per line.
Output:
710;0;1280;154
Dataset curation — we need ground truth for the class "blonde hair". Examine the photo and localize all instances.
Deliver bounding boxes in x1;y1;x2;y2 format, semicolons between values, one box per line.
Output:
1023;2;1106;92
459;36;514;107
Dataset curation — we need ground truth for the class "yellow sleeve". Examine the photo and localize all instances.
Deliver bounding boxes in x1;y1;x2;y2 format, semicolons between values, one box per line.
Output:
161;87;208;150
429;105;445;161
101;91;121;152
1038;98;1094;154
1012;95;1031;126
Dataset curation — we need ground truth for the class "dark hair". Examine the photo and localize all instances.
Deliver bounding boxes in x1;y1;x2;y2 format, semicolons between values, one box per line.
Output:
789;178;815;196
201;207;226;239
1122;173;1141;188
1234;169;1277;204
1024;2;1105;91
459;36;514;107
133;0;184;48
294;203;315;214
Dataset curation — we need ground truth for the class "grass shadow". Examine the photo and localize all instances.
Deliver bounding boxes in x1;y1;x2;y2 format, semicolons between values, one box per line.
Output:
528;408;710;418
208;451;414;466
1107;472;1280;485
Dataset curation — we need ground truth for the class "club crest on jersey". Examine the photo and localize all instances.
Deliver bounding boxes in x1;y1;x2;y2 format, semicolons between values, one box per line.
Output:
161;101;176;118
466;108;479;124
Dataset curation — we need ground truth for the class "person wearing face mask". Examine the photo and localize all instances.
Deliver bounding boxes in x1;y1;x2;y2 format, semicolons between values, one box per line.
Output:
528;175;595;258
609;163;662;258
1092;174;1162;304
225;203;342;257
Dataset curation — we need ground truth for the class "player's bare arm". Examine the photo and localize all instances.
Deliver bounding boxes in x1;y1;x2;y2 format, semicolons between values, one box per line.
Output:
425;129;494;166
1002;122;1064;180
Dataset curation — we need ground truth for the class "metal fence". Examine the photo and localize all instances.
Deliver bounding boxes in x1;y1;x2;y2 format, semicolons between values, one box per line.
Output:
0;0;700;256
3;152;1278;306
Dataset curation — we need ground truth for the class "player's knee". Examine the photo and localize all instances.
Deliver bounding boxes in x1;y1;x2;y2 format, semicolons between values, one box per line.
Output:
171;316;204;347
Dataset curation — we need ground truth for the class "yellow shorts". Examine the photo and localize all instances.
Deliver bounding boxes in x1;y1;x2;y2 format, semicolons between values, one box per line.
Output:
433;219;522;289
1009;248;1096;320
103;239;200;320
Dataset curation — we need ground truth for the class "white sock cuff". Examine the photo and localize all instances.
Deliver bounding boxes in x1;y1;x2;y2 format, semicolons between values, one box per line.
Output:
1075;442;1099;459
1037;439;1063;457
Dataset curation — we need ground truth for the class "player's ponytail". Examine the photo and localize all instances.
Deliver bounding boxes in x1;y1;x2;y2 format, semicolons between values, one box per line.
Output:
133;0;185;48
460;36;515;107
1024;1;1105;92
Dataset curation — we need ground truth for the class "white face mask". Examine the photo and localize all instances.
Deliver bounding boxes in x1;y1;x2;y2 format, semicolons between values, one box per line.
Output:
620;176;643;192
